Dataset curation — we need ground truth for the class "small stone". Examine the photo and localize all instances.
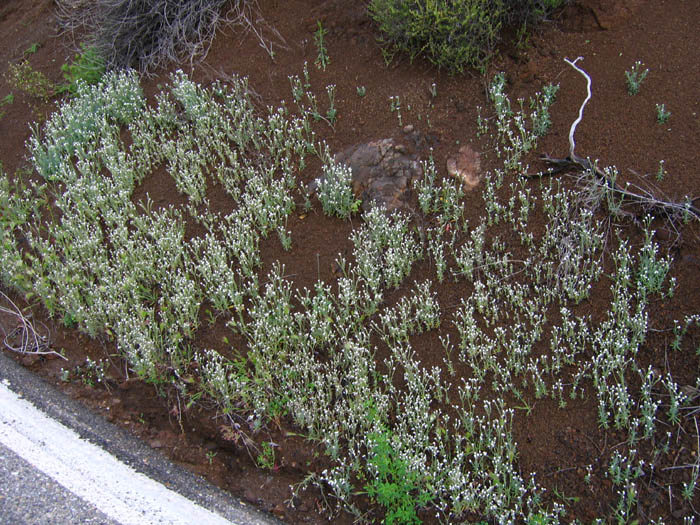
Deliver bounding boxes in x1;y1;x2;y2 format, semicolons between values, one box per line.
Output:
149;440;163;449
402;124;414;134
446;145;482;189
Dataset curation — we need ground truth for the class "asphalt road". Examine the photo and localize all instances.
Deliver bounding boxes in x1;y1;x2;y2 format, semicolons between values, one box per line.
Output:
0;352;282;525
0;441;120;524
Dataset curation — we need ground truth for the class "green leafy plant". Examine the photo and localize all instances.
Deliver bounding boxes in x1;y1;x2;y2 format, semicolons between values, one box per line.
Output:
625;61;648;95
73;357;109;387
530;83;559;136
316;160;361;219
681;463;699;502
25;42;40;55
429;82;437;98
368;0;569;73
656;159;666;181
0;93;13;120
326;84;337;124
389;95;402;126
364;429;430;524
63;311;77;329
636;221;672;300
356;85;366;97
655;103;671;124
256;441;277;470
58;44;106;95
314;20;330;70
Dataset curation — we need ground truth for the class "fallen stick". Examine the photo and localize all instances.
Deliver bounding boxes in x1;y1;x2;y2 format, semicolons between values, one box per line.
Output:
534;56;700;223
0;290;65;361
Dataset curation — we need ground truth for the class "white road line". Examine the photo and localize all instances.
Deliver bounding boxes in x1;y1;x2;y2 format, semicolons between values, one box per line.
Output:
0;380;233;525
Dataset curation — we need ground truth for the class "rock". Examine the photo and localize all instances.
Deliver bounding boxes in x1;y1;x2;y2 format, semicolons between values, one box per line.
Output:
402;124;414;134
333;138;423;213
149;439;163;449
446;145;481;189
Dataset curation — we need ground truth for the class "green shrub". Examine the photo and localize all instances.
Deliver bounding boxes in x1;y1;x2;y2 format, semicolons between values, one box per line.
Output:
368;0;569;73
0;93;13;120
58;44;106;95
364;429;431;524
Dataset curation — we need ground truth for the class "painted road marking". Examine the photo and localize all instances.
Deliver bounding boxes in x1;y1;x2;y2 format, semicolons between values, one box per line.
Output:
0;379;233;525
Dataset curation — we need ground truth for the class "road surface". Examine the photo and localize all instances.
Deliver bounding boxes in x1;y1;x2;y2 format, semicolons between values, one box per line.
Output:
0;352;281;525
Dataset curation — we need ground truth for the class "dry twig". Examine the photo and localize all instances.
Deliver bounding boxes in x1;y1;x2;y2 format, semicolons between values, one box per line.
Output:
56;0;281;73
535;56;700;226
0;290;65;361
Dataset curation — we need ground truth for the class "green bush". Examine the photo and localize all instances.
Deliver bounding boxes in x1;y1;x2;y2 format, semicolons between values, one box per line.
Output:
58;44;106;95
364;429;431;524
368;0;568;73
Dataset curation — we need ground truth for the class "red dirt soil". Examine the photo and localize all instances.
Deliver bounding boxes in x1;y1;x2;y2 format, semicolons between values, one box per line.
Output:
1;0;699;523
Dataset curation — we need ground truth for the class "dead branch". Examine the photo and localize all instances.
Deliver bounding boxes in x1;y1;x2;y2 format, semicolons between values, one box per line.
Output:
0;291;65;361
535;56;700;224
55;0;283;74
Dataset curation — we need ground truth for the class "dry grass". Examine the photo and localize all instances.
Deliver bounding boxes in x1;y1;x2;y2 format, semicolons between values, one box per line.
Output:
56;0;266;73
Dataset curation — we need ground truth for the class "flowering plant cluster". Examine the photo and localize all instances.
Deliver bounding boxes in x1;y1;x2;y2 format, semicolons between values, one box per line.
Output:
1;68;697;523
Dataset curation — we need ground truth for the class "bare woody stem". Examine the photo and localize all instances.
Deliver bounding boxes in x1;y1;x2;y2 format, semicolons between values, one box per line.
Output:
534;57;700;224
563;56;591;162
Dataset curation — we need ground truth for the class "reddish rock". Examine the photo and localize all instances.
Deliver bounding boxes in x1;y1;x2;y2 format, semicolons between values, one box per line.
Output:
446;145;481;190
